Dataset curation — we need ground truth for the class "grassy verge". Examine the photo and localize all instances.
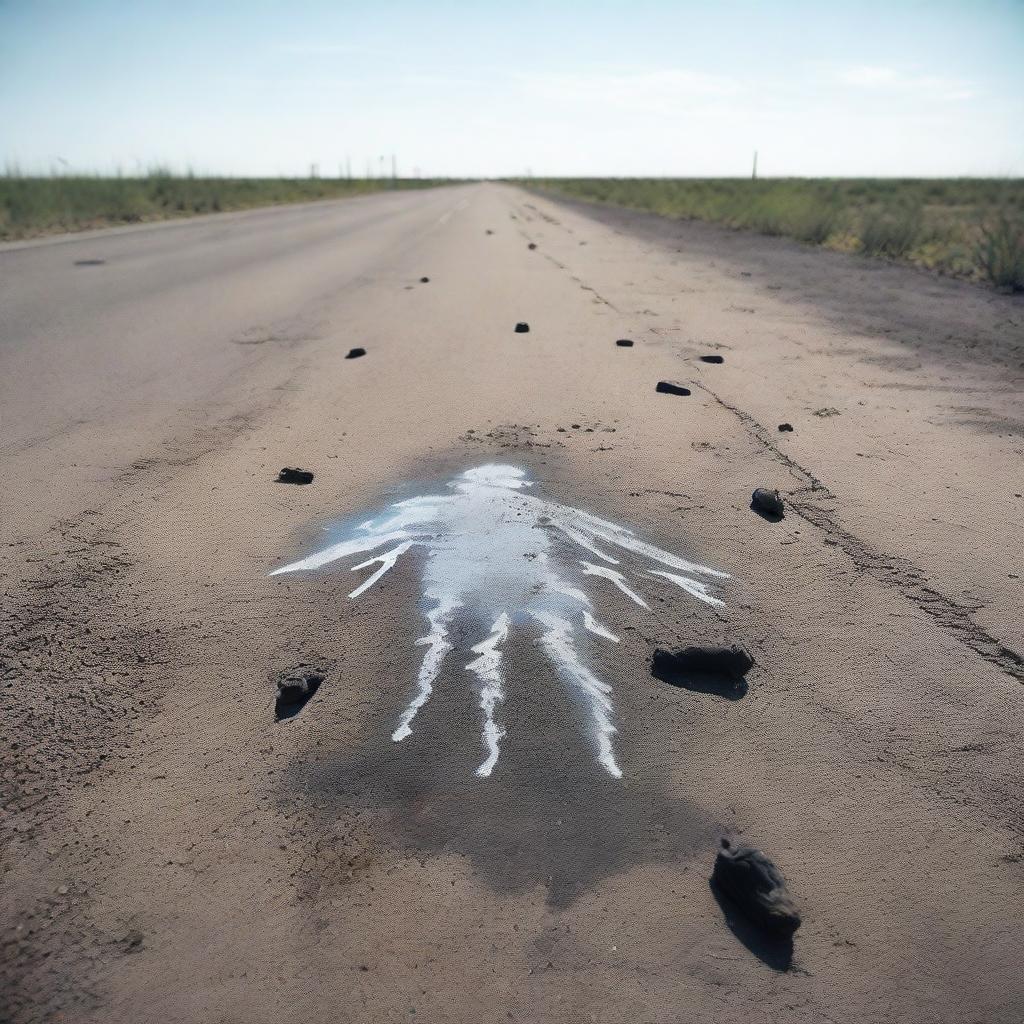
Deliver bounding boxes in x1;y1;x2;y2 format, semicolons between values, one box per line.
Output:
0;174;452;241
525;178;1024;292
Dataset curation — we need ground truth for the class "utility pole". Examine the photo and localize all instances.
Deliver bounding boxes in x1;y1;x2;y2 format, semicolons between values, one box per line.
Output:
751;150;758;181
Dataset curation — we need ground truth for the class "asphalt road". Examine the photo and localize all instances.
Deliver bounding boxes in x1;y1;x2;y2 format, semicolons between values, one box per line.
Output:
2;183;1022;1024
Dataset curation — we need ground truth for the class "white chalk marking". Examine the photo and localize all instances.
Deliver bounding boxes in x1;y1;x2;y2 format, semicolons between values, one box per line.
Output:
648;569;726;608
533;611;622;779
349;541;417;599
553;522;620;564
392;596;460;741
583;611;619;643
270;463;731;779
580;561;650;609
466;613;511;777
269;530;412;576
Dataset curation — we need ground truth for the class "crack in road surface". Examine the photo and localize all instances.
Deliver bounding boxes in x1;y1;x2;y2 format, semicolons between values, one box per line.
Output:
789;500;1024;682
694;382;1023;683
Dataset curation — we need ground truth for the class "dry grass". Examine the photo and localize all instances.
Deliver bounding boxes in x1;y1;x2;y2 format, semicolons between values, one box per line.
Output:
0;173;452;241
526;177;1024;291
976;213;1024;292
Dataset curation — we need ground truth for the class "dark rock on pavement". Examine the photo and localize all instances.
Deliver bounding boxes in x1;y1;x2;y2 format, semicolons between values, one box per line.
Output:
277;468;314;485
346;347;366;359
651;646;753;699
751;487;784;518
274;664;326;721
653;645;753;677
515;322;530;333
699;354;724;363
712;839;801;938
656;381;691;396
616;339;634;347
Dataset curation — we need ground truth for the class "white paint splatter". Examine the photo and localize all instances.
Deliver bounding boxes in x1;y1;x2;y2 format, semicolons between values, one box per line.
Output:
391;593;460;742
466;613;510;777
580;561;651;609
270;464;729;778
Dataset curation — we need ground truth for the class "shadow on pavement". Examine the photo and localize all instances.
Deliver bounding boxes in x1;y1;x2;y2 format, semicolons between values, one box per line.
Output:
287;632;719;908
709;878;795;972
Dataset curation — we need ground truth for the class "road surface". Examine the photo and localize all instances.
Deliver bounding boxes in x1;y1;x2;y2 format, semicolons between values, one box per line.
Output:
2;183;1022;1023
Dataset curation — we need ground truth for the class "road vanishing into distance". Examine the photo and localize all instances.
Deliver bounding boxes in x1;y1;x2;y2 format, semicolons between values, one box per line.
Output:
2;183;1023;1023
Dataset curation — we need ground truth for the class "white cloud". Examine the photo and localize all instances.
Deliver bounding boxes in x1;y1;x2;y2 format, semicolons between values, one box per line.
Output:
837;65;978;101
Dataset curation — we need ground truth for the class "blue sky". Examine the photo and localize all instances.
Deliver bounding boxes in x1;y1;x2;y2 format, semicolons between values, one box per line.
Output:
2;0;1022;177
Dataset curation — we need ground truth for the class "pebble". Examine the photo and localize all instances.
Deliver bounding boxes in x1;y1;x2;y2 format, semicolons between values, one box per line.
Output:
656;381;691;397
275;666;326;721
277;468;314;485
712;839;801;937
751;487;784;516
653;645;754;678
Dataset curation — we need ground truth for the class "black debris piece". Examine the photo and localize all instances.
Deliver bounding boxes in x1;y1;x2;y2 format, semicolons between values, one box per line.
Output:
651;646;753;699
699;354;724;364
74;259;106;266
528;242;537;250
616;339;634;347
712;839;801;938
751;487;784;518
654;645;753;677
277;467;314;485
420;276;430;283
515;322;530;333
274;665;325;721
778;423;794;432
656;381;691;397
346;347;366;359
485;229;494;235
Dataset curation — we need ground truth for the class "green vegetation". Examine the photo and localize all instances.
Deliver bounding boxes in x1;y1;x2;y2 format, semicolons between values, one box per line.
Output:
0;173;451;241
527;178;1024;291
976;212;1024;292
